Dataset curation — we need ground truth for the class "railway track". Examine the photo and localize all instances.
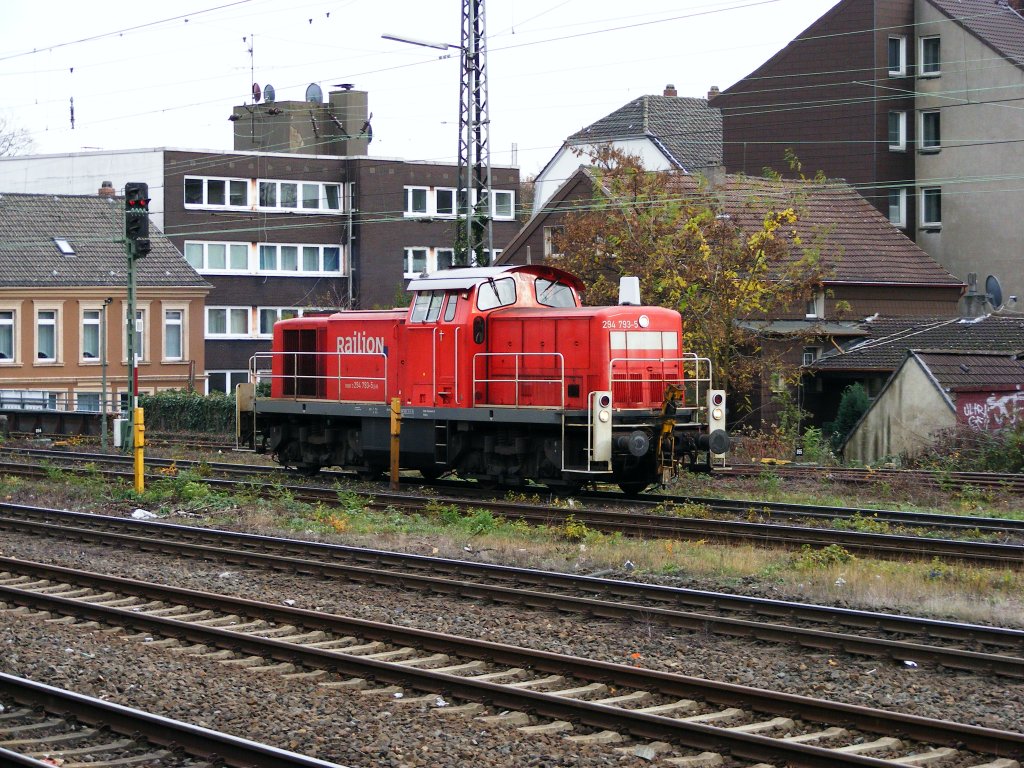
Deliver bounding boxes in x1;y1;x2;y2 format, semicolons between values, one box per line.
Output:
2;504;1023;679
3;556;1022;767
0;672;346;768
3;448;1024;568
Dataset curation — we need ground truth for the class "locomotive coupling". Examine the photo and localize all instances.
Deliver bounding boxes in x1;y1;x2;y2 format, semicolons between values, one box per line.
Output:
697;429;731;455
616;430;651;457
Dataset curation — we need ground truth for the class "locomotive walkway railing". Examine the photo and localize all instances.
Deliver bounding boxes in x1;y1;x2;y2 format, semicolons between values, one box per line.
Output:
472;352;565;408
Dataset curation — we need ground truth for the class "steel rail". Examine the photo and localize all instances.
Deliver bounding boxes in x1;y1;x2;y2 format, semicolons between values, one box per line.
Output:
2;511;1024;677
3;568;1022;766
0;672;349;768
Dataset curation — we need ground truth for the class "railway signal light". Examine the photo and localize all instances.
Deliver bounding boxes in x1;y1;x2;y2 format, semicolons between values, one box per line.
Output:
124;182;151;257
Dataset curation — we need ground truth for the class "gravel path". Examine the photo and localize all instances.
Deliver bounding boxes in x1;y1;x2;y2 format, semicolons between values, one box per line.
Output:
2;524;1022;767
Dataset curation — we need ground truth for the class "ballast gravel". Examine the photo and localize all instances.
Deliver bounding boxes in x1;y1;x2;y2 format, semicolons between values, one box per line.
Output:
2;528;1022;767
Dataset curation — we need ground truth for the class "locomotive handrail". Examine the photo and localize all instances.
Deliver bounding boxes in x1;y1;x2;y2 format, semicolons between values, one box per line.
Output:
249;351;389;404
472;352;565;408
608;354;712;414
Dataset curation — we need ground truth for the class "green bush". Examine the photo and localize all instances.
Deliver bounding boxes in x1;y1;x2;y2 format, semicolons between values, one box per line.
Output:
830;382;869;451
138;390;235;434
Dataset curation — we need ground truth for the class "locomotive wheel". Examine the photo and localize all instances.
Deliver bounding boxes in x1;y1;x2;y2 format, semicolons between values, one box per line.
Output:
617;481;650;497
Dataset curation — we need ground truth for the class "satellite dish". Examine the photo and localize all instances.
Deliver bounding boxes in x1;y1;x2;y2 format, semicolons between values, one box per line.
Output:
264;84;276;103
305;82;323;103
252;82;262;102
986;274;1003;308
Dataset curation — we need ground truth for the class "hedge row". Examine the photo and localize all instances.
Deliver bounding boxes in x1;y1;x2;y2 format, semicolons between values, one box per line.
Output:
138;390;235;434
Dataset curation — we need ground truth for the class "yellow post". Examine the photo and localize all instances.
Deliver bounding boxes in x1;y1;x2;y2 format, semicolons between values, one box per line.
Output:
390;397;401;490
133;406;145;493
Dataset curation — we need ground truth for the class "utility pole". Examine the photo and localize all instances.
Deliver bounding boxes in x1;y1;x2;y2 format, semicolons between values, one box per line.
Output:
456;0;493;267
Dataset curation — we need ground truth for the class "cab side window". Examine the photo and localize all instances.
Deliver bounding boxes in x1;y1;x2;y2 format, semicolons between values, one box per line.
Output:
443;293;459;322
410;291;445;323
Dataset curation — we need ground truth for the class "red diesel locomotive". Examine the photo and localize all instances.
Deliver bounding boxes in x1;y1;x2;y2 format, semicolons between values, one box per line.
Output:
236;264;728;494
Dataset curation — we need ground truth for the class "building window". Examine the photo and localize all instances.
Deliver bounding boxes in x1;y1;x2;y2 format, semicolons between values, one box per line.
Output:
0;310;14;362
404;247;429;278
258;307;301;337
164;309;183;361
256;180;342;213
76;392;101;412
888;111;906;151
256;244;344;275
543;226;563;258
920;111;940;151
184;241;249;272
405;187;429;215
805;292;824;319
436;248;455;271
921;187;942;228
920;36;940;76
206;307;250;338
184;177;248;208
888;188;907;228
82;309;101;361
36;309;57;362
888;36;906;76
206;370;249;395
436;188;455;216
802;347;821;367
492;190;514;219
124;308;146;362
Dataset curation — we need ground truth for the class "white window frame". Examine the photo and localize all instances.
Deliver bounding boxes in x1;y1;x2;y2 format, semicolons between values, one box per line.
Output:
435;187;456;216
0;307;16;364
257;307;307;338
802;347;822;367
491;190;515;220
122;304;149;363
257;180;343;214
919;110;940;151
184;176;249;209
919;36;941;77
543;226;563;259
888;187;907;228
404;247;429;278
184;241;251;273
162;305;186;362
435;248;455;272
805;291;825;320
888;111;907;151
888;35;906;77
256;243;345;276
81;306;101;363
205;370;250;395
405;186;430;216
75;391;101;412
34;305;61;364
206;307;251;339
921;187;942;229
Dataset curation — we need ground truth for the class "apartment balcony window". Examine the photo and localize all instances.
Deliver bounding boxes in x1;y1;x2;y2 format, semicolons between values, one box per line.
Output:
888;111;907;151
888;188;907;228
921;187;942;229
920;111;940;152
888;36;906;76
920;36;941;77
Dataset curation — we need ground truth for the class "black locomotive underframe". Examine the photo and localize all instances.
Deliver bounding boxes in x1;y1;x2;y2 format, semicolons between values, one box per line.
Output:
251;399;710;489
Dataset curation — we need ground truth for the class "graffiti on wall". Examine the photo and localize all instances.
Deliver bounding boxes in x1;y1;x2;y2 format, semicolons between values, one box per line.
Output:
957;391;1024;430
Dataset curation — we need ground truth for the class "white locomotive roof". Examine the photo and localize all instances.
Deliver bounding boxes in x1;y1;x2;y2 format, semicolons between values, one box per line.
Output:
406;264;584;292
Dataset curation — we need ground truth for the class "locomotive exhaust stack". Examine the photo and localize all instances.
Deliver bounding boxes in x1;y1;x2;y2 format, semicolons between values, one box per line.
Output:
238;264;728;495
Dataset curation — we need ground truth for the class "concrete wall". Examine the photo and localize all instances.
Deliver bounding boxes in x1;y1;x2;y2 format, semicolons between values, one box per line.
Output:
914;0;1024;309
844;357;955;463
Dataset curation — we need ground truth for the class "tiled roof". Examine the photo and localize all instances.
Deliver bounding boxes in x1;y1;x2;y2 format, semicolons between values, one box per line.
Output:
661;174;963;286
568;95;722;171
915;350;1024;390
0;193;209;288
813;315;1024;371
928;0;1024;69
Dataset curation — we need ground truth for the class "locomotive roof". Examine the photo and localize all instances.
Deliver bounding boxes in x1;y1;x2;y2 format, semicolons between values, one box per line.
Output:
406;264;585;293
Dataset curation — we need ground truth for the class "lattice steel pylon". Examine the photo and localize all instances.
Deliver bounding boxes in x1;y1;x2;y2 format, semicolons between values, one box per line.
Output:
456;0;493;267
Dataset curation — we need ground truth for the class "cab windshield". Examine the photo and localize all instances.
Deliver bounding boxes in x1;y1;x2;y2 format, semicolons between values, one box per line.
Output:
535;277;577;308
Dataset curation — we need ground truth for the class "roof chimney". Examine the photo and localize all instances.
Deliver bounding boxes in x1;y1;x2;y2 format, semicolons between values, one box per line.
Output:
98;180;116;198
663;83;678;97
707;85;720;101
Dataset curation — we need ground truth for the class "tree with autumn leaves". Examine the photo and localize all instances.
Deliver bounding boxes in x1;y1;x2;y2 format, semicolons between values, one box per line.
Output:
550;147;830;408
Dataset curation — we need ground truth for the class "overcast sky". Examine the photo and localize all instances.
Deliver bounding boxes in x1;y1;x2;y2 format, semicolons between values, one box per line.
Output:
1;0;841;176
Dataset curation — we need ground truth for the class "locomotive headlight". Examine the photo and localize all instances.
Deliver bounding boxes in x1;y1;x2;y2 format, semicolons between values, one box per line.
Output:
712;407;724;421
598;410;611;423
638;315;650;328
